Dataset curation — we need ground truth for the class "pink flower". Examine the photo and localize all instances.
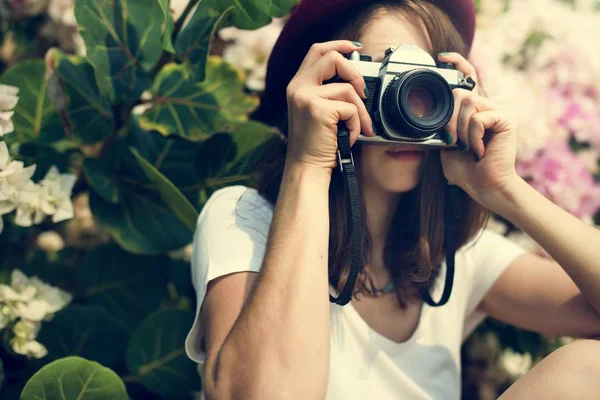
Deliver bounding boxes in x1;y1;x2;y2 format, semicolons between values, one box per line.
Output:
516;140;600;220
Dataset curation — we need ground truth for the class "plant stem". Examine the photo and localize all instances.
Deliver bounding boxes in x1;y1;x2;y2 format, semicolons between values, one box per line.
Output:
149;0;202;78
172;0;202;40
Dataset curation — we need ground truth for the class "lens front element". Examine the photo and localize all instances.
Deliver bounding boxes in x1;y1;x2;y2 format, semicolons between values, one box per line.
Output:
382;69;454;139
407;86;436;118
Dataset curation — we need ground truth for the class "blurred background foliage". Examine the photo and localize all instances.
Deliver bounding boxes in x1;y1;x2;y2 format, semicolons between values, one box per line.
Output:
0;0;599;399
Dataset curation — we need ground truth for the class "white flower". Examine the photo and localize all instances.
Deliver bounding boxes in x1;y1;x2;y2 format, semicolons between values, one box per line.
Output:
13;181;44;227
47;0;75;26
39;166;76;223
0;84;19;111
0;84;19;137
36;230;65;253
219;18;285;92
0;269;72;322
10;337;47;359
10;320;47;359
0;111;15;137
0;148;37;216
499;348;533;378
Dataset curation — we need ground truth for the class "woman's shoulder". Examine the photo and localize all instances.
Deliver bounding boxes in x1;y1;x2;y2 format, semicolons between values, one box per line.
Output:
198;185;274;232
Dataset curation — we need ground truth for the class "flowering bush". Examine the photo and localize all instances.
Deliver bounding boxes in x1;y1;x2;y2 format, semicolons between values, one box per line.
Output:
0;0;295;398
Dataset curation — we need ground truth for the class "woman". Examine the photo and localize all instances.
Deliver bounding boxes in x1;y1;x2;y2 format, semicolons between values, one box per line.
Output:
185;0;600;398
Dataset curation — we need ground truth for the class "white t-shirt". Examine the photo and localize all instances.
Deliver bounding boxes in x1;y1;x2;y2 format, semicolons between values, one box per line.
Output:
185;185;528;399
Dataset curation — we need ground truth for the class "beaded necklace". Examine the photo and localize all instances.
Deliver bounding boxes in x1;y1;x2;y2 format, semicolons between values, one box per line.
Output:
371;281;397;297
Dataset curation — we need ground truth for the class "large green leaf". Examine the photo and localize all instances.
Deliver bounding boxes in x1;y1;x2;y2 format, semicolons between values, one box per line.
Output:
175;2;234;81
88;128;202;253
204;56;259;131
79;244;167;330
74;0;166;103
126;309;200;398
36;305;127;368
20;357;127;400
139;63;219;140
130;148;198;232
0;60;63;144
195;120;281;196
157;0;176;53
211;0;296;29
46;49;115;144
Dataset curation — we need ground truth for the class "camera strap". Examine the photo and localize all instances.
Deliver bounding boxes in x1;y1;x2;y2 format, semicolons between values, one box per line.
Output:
329;125;460;307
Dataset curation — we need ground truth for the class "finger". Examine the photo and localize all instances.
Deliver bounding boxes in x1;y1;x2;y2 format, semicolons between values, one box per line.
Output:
298;40;363;75
468;110;506;160
325;100;361;145
314;82;374;136
446;90;496;145
297;50;367;101
437;52;477;79
456;95;478;152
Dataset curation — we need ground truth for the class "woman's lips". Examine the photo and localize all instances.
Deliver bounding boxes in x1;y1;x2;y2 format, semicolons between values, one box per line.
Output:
384;147;424;161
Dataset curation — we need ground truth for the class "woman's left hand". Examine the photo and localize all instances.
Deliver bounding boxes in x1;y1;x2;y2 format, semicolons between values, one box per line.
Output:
438;52;520;213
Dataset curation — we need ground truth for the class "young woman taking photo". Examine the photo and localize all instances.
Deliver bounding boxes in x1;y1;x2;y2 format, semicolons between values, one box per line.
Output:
185;0;600;398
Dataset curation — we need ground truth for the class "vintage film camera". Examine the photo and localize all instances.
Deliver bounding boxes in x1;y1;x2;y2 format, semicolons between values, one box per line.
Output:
345;43;476;147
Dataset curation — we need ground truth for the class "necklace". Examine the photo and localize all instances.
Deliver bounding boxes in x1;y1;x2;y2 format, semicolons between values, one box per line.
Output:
371;281;397;297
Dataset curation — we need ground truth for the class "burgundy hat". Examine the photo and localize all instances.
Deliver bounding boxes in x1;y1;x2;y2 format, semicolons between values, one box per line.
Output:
254;0;476;129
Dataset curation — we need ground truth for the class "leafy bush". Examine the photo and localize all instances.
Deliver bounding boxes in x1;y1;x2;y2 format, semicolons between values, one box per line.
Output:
0;0;294;398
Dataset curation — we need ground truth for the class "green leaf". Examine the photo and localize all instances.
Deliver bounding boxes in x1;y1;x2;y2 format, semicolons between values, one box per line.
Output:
211;0;296;29
157;0;176;53
79;244;167;330
46;49;115;144
36;305;127;368
20;356;128;400
204;56;259;131
130;148;198;233
196;120;280;194
88;128;202;254
175;3;234;81
139;63;219;139
126;309;200;398
84;157;123;204
0;60;63;144
74;0;166;103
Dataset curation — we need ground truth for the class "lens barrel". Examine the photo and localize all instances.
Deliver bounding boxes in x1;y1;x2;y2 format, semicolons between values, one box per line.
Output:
381;69;454;139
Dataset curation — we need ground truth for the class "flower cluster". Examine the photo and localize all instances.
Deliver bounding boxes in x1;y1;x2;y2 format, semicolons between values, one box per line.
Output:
0;84;76;234
0;0;85;56
472;0;600;226
218;18;285;91
0;269;72;358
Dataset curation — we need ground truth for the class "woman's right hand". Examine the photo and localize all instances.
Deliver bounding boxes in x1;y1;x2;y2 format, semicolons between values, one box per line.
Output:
284;40;376;172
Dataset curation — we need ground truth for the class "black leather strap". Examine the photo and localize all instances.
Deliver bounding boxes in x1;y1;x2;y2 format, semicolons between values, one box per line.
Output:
330;125;362;305
420;184;461;307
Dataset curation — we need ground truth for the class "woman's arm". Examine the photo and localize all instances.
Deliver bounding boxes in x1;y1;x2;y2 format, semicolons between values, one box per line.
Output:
485;176;600;320
202;163;332;400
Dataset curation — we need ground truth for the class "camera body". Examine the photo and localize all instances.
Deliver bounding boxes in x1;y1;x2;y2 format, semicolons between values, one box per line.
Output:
346;44;475;147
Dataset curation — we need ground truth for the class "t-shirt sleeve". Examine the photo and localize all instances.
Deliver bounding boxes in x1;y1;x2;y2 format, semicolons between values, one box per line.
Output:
184;185;273;364
461;228;529;340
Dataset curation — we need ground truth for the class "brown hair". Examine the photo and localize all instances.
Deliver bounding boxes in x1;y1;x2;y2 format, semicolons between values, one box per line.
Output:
254;0;489;307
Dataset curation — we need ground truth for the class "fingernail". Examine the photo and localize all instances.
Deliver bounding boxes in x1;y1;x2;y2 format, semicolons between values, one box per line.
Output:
364;85;369;97
352;41;363;47
457;139;468;151
473;152;480;162
444;132;453;145
438;52;450;57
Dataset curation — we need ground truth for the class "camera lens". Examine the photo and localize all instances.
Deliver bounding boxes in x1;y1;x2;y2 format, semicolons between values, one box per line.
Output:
407;86;436;118
381;69;454;139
